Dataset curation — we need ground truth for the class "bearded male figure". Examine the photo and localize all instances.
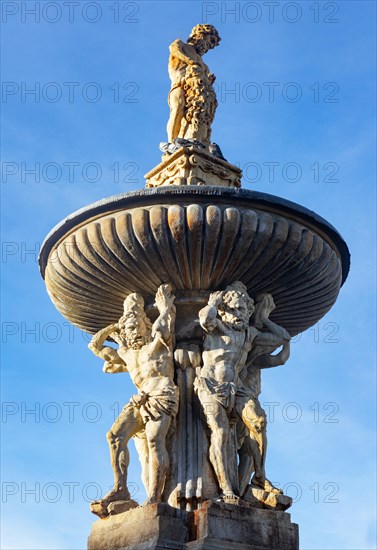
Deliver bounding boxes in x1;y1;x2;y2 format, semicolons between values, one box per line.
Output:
195;282;290;500
88;284;179;516
166;24;221;146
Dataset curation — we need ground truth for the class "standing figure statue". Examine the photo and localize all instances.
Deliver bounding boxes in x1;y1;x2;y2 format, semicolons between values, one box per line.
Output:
195;281;254;500
235;294;291;497
88;284;179;517
166;24;221;147
195;283;291;501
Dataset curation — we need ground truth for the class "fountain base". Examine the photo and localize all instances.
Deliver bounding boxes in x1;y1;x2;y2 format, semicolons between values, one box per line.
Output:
88;501;299;550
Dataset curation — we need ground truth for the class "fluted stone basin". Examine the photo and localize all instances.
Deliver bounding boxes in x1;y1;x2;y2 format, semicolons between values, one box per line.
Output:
39;186;350;337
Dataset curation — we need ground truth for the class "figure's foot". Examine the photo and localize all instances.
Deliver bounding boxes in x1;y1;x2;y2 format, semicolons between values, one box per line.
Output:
264;479;283;494
92;487;130;506
250;476;282;494
90;487;133;519
242;484;292;511
99;487;131;504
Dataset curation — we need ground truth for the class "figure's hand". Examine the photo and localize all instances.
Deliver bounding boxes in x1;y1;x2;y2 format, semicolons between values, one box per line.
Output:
279;341;291;362
102;350;127;373
103;361;120;374
258;294;276;321
155;284;175;309
208;291;224;308
109;329;122;345
107;323;119;332
88;323;120;356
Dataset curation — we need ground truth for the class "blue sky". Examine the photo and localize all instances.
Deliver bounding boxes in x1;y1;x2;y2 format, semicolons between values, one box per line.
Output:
1;1;376;549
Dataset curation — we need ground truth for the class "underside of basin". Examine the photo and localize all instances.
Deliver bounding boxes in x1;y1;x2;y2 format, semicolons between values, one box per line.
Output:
39;186;349;337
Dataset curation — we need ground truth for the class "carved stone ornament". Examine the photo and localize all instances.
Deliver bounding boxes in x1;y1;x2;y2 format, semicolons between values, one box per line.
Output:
145;146;242;188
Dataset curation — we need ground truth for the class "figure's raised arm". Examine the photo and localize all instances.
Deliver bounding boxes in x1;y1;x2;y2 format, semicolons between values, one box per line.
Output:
253;294;291;348
88;324;127;374
88;324;118;358
255;341;291;369
152;284;176;346
199;291;224;333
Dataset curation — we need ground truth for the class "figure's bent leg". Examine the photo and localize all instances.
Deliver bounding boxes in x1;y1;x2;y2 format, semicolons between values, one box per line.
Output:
241;399;266;489
256;425;281;494
143;414;172;505
167;87;185;143
101;403;144;504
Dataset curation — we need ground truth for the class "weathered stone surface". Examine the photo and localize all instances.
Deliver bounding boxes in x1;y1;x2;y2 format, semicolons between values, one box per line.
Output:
189;501;298;550
88;503;189;550
145;147;242;188
108;500;139;516
88;501;299;550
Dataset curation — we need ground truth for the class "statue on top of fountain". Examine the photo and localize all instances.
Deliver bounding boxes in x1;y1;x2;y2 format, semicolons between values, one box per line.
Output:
166;24;220;147
146;24;243;187
159;24;227;161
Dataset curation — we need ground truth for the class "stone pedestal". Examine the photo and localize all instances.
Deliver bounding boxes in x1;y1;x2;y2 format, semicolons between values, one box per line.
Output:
144;147;242;188
88;503;189;550
188;501;299;550
88;501;299;550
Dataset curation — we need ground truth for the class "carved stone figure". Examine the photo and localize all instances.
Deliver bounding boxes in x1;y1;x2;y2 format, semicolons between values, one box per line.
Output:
236;295;291;496
195;284;291;500
194;282;253;500
166;24;221;147
237;344;291;497
88;284;179;517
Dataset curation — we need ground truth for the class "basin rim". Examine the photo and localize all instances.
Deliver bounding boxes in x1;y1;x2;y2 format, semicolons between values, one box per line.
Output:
39;186;350;284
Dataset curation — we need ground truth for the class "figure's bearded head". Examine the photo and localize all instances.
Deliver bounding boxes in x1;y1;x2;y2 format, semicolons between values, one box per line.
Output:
218;281;254;330
119;293;152;350
188;24;221;55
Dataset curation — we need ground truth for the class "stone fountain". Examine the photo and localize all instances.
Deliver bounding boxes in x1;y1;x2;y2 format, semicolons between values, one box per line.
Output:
39;24;349;550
